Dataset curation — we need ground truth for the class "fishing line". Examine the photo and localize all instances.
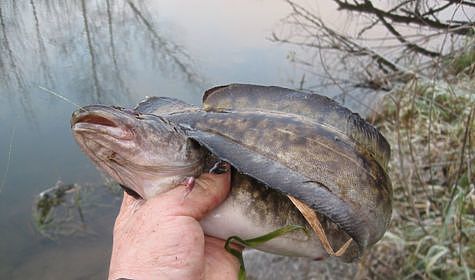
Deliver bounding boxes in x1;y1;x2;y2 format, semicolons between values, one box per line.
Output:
0;126;16;194
38;86;81;108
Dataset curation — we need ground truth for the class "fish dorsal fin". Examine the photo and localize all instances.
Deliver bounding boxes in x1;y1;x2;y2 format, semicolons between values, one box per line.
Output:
135;96;198;115
203;84;390;169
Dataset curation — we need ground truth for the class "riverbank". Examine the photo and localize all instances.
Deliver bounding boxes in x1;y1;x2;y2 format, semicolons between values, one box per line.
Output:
363;70;475;278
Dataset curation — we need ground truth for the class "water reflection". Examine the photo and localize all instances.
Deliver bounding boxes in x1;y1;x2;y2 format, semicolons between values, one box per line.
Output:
34;180;121;240
0;0;202;109
0;4;33;118
0;1;206;278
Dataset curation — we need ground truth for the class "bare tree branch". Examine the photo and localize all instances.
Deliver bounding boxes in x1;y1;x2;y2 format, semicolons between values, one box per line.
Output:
333;0;475;35
366;0;441;57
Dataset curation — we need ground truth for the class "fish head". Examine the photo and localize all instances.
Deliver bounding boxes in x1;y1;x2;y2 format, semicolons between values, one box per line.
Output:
71;105;203;199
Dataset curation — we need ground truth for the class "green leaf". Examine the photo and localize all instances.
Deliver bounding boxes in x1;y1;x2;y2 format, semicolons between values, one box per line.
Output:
224;225;308;280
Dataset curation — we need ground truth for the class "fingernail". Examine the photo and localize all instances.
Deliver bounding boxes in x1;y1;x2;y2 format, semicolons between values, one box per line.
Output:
209;160;230;174
181;177;196;201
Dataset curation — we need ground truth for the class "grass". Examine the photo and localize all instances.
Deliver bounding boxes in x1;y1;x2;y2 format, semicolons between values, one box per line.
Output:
448;45;475;77
360;73;475;279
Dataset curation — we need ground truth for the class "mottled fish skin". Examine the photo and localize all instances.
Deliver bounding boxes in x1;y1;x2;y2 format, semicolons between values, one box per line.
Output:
166;110;392;252
203;84;390;170
198;84;392;252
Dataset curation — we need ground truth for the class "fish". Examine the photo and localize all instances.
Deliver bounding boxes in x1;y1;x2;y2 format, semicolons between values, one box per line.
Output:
71;84;392;261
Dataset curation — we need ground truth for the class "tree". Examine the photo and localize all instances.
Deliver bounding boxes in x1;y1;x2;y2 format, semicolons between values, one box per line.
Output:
272;0;474;98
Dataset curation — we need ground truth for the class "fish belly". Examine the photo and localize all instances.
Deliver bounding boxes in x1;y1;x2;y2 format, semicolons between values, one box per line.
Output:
200;174;326;258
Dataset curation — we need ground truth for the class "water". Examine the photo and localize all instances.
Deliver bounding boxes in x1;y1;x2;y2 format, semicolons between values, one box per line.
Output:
0;0;319;278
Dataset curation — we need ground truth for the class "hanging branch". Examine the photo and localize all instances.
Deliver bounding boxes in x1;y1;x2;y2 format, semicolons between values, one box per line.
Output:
333;0;475;35
274;1;410;74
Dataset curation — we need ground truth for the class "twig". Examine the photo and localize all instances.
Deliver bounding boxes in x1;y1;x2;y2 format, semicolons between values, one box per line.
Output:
406;82;435;207
448;106;473;265
316;37;348;103
368;2;440;57
284;0;409;74
333;0;475;35
394;95;428;234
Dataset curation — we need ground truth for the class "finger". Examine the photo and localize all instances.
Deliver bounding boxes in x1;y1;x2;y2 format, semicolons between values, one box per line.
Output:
151;169;231;219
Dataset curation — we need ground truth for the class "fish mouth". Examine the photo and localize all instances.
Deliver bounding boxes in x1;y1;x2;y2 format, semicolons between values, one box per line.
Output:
71;105;135;140
71;106;151;199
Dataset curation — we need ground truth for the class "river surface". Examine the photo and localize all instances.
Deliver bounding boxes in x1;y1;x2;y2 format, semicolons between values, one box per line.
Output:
0;0;361;278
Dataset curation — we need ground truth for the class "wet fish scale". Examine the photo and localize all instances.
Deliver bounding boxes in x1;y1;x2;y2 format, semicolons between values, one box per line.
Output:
203;84;390;169
190;112;381;195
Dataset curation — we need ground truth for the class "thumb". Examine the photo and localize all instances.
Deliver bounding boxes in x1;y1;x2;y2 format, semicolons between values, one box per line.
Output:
151;168;232;219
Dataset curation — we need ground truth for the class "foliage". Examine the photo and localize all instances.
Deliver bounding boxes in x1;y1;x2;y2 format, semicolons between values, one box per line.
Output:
448;45;475;77
362;75;475;279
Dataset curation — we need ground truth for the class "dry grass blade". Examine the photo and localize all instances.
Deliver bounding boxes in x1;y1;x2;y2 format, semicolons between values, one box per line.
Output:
367;76;475;278
287;195;352;257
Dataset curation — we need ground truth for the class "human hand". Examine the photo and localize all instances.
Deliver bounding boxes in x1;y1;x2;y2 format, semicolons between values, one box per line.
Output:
108;170;241;280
